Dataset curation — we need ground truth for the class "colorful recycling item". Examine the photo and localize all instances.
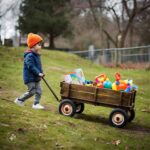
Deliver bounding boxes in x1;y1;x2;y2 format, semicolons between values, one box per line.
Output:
64;72;80;84
112;72;138;92
64;68;85;85
124;79;138;92
95;74;112;89
95;74;107;88
85;80;93;86
112;73;128;91
103;79;112;89
74;68;85;85
64;74;72;83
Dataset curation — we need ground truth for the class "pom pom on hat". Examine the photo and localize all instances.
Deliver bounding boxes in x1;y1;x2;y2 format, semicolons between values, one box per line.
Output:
27;33;43;48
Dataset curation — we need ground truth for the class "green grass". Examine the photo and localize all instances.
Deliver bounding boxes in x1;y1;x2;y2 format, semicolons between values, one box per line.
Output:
0;46;150;150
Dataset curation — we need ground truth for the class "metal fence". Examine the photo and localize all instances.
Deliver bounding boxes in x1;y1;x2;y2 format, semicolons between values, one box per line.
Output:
70;45;150;67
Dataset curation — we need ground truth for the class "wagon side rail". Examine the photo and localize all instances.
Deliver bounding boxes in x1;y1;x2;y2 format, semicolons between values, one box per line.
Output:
60;82;136;110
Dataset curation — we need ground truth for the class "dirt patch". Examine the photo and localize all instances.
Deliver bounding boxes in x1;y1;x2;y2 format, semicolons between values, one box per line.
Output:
43;104;57;113
0;97;13;103
75;113;109;126
122;123;150;135
67;121;76;128
0;88;21;101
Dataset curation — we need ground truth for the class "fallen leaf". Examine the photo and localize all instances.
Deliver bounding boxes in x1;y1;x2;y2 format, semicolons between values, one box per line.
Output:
94;137;99;141
39;124;48;129
94;137;102;142
106;142;111;145
112;139;121;146
16;128;27;134
9;134;16;141
0;123;10;127
55;142;64;149
141;109;150;113
43;124;47;129
55;142;60;147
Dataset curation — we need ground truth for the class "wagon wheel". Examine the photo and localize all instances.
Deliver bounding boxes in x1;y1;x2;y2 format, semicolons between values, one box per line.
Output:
109;108;128;128
59;99;76;117
76;103;84;114
127;109;135;122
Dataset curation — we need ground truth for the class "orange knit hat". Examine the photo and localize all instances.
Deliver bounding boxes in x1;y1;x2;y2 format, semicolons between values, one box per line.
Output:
27;33;43;48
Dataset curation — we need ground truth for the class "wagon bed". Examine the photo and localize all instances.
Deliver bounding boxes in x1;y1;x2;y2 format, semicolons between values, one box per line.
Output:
60;82;136;110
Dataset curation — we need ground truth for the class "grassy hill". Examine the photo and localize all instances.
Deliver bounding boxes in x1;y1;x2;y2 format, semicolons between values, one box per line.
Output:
0;46;150;150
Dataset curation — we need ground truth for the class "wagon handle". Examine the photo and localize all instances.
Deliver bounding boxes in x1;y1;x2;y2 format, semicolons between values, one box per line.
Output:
42;77;60;102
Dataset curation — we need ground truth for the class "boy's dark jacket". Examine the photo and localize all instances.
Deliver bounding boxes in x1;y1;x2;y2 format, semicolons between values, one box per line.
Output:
23;50;43;84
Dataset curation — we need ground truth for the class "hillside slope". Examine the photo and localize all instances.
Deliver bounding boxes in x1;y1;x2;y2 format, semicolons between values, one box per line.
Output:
0;47;150;150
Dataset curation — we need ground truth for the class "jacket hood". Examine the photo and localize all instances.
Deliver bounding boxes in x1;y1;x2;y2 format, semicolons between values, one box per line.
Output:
24;49;39;58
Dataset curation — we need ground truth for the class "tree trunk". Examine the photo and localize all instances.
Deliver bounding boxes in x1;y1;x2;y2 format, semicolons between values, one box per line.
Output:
129;25;133;47
49;34;55;49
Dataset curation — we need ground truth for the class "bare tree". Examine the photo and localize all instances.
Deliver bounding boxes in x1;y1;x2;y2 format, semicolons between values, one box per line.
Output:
0;0;21;17
88;0;150;48
0;0;22;44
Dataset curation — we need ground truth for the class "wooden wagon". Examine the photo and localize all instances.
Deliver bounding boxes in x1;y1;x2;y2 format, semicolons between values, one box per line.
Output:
59;82;136;128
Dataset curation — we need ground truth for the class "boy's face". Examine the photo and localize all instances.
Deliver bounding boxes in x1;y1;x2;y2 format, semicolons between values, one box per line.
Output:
34;42;42;52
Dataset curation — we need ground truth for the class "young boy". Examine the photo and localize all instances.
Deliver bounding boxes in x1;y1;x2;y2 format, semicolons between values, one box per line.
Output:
15;33;45;109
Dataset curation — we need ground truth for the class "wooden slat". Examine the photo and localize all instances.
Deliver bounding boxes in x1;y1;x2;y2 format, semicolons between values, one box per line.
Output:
60;82;70;97
96;88;121;105
97;88;121;97
120;92;123;106
121;92;132;106
69;90;95;102
70;84;96;93
96;94;121;105
94;88;98;102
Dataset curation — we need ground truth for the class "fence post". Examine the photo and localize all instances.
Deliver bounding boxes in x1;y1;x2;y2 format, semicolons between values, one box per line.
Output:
114;48;118;66
88;45;95;61
118;49;122;64
148;48;150;63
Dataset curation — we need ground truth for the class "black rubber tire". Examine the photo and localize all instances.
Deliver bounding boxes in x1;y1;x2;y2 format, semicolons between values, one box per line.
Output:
109;108;129;128
127;109;135;122
59;99;76;117
76;103;84;114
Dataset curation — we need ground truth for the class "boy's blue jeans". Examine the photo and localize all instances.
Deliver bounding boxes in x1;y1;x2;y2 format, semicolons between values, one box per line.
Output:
18;82;42;105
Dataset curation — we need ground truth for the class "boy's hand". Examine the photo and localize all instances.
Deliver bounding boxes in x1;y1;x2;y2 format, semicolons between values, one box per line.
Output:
39;73;45;77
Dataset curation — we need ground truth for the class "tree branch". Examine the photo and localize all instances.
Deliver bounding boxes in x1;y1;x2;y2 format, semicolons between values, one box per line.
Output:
0;0;21;17
88;0;100;28
109;6;121;32
137;2;150;14
103;29;117;47
122;0;130;17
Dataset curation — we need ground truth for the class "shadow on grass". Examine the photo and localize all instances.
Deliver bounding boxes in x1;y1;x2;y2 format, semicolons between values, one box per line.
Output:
74;113;150;134
123;123;150;134
74;113;109;126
